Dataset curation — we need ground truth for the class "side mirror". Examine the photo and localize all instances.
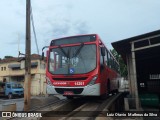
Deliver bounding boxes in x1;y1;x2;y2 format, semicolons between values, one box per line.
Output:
101;47;105;56
42;46;49;60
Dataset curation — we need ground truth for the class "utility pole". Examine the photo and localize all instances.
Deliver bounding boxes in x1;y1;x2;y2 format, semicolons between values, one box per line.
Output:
24;0;31;111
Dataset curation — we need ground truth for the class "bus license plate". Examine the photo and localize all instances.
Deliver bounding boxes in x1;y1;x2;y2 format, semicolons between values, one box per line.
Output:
64;91;74;95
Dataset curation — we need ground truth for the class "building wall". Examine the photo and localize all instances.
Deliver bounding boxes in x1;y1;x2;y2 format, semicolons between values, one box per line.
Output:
0;60;47;96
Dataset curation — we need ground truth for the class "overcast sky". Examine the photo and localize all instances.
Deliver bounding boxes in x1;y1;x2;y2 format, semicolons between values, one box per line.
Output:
0;0;160;58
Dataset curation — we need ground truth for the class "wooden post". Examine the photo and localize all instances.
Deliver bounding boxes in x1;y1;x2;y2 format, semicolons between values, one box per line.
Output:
24;0;31;111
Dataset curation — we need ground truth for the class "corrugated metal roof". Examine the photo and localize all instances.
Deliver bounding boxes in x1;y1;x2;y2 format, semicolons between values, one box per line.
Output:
0;54;44;64
111;29;160;62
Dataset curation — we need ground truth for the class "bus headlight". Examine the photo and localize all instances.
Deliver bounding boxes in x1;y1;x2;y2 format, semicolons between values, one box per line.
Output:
46;77;52;86
88;75;98;85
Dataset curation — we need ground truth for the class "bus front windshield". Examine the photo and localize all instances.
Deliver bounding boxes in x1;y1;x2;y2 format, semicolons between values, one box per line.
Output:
49;44;96;74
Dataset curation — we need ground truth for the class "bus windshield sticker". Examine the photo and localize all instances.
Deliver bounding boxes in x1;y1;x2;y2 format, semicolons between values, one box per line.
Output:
70;68;75;74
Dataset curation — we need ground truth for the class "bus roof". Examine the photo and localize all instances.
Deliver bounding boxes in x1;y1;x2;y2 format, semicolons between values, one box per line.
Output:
50;34;98;46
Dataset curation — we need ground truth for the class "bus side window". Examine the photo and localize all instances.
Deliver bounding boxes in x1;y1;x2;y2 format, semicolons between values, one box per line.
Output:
111;57;114;69
111;56;113;69
104;49;107;66
113;59;115;70
113;60;115;70
117;63;119;72
110;57;113;69
108;53;111;68
115;63;117;72
105;50;108;66
99;47;103;66
114;61;116;71
100;47;106;66
116;63;118;72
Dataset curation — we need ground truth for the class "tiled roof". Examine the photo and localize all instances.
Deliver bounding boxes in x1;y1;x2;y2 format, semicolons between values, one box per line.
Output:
0;54;43;64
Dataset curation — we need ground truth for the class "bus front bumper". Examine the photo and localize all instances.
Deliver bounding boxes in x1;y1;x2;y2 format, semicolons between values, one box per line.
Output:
47;83;100;96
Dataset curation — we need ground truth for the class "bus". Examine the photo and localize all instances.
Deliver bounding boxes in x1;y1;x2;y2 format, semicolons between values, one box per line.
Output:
44;34;120;99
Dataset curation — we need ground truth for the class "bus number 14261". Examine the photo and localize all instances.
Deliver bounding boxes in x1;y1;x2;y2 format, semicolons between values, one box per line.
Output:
74;82;84;86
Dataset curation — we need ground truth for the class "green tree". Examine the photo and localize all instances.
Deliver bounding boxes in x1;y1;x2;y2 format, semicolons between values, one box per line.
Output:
4;56;14;59
111;49;128;77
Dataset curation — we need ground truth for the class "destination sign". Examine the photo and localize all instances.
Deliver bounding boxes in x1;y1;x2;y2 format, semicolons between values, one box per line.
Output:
149;74;160;80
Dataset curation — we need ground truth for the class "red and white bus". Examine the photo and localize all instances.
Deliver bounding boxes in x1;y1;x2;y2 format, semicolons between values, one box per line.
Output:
44;34;120;99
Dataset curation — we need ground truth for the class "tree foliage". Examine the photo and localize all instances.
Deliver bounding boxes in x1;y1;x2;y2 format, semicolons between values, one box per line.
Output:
4;56;14;59
111;49;128;77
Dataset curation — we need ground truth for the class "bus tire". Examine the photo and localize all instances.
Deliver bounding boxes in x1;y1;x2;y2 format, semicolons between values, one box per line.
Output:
8;93;13;99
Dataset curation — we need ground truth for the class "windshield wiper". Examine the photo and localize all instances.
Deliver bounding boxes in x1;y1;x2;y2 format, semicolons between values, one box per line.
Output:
72;43;84;58
58;45;68;58
57;46;72;75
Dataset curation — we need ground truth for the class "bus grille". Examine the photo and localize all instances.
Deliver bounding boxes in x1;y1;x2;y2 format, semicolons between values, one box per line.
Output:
55;88;84;94
53;77;87;81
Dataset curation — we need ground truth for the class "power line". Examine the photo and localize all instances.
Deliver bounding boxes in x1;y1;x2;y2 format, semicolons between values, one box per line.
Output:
30;3;39;55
